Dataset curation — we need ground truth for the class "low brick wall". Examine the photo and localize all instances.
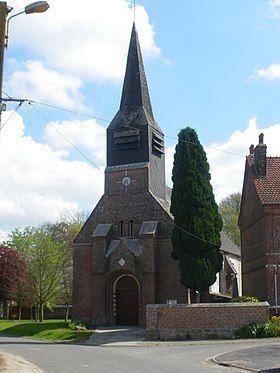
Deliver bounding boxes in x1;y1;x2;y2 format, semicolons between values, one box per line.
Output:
146;302;270;340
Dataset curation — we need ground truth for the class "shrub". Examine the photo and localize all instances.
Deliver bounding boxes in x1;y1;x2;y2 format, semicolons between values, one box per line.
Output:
69;320;88;331
235;317;280;338
271;315;280;325
231;296;260;303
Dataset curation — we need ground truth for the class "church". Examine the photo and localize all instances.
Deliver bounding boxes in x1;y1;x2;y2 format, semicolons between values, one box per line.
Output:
72;23;187;326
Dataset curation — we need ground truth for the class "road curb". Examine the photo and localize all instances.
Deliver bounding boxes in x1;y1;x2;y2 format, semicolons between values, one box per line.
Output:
212;356;259;372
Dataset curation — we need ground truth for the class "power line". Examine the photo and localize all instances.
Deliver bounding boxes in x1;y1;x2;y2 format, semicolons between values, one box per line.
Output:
1;94;250;160
0;100;25;147
28;98;247;159
0;96;104;171
29;102;103;172
174;223;221;247
1;95;268;170
29;100;110;123
0;101;24;129
165;134;245;158
0;97;262;250
33;100;247;158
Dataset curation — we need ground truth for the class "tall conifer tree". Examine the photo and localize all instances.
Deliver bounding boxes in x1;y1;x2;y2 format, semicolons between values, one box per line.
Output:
171;127;223;295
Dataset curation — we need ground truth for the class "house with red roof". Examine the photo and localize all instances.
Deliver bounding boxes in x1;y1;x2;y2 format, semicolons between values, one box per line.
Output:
239;134;280;314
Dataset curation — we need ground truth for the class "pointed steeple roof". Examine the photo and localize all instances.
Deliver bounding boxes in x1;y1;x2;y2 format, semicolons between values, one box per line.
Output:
106;22;166;199
119;23;154;119
108;23;162;133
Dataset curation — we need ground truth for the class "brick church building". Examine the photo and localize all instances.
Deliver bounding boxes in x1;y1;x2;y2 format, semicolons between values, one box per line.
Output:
72;23;187;326
239;134;280;313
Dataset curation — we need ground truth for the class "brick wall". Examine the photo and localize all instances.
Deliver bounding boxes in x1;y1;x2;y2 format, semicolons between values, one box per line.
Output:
72;244;94;325
146;302;270;340
241;201;280;306
156;239;187;304
105;167;149;196
73;185;189;326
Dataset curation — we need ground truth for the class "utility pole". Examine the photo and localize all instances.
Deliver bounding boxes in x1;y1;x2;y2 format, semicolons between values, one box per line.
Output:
0;2;8;129
0;1;49;129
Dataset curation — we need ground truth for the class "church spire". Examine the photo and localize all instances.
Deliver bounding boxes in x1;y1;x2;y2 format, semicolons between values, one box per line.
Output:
106;22;166;201
119;23;154;120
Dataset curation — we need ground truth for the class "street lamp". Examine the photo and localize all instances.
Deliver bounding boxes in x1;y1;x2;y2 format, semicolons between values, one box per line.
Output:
0;1;49;123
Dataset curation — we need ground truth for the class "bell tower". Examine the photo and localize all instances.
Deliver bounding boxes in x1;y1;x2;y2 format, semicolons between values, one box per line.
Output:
73;22;187;327
106;23;166;200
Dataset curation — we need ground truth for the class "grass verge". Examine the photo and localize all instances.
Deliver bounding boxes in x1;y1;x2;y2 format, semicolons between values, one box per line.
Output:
0;320;94;343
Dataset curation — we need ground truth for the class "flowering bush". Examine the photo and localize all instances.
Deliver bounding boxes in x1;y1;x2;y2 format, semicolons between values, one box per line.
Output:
235;316;280;338
231;296;260;303
0;245;31;306
271;315;280;325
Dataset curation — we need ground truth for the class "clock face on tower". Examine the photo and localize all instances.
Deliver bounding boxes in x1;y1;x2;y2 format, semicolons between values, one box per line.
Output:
122;176;131;186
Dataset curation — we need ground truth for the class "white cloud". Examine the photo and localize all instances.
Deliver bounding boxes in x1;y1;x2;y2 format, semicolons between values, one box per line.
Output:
269;0;280;17
165;118;280;203
6;60;85;110
5;0;160;113
0;111;104;233
0;231;9;243
8;0;160;83
165;146;175;188
44;118;106;163
1;109;280;237
206;118;280;202
1;0;162;235
254;64;280;80
269;0;280;7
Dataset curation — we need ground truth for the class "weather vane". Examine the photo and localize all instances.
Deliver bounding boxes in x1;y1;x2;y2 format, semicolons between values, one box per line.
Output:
133;0;136;22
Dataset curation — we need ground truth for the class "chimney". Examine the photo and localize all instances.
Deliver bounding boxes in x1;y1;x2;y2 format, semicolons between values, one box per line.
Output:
253;133;267;177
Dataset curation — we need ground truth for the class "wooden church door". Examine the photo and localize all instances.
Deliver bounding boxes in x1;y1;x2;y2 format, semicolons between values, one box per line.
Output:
116;276;139;325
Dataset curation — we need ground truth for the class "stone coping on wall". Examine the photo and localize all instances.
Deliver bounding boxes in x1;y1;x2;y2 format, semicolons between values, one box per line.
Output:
147;302;270;309
146;302;270;340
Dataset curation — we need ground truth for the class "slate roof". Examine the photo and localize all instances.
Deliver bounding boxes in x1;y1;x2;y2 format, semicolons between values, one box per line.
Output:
249;157;280;204
153;187;173;218
107;22;162;133
139;221;158;235
220;231;241;257
105;238;142;257
92;224;112;237
120;23;153;119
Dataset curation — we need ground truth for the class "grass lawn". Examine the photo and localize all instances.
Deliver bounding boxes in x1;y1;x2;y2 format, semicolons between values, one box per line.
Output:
0;320;94;343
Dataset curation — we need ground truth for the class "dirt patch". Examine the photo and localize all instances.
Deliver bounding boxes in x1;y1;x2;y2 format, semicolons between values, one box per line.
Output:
0;354;7;371
0;353;43;373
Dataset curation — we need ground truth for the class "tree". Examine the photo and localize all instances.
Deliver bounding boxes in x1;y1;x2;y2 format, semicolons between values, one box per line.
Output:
5;209;85;321
219;192;241;246
0;245;31;319
7;227;66;321
58;222;83;321
40;219;83;321
170;127;223;301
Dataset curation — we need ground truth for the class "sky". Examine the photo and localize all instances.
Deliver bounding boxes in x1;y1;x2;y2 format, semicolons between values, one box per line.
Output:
0;0;280;239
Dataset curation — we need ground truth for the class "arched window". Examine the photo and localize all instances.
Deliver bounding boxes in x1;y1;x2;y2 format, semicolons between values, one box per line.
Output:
118;220;124;237
128;220;134;237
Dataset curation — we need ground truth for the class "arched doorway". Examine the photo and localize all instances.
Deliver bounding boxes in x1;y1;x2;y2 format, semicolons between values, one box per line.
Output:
115;275;139;325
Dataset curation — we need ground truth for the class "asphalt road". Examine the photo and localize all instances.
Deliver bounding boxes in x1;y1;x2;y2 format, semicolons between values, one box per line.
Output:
1;335;280;373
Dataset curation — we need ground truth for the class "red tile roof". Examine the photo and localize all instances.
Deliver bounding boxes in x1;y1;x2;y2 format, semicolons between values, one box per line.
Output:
251;157;280;204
